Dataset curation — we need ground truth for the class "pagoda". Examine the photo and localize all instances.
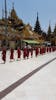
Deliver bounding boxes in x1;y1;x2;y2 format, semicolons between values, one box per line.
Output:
0;1;44;49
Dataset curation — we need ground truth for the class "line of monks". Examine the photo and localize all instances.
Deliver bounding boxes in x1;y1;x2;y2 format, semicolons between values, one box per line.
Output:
1;46;56;63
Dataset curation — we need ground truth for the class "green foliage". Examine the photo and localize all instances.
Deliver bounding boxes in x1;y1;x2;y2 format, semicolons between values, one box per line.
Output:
47;24;52;41
42;31;47;40
34;13;42;35
53;24;56;36
47;24;51;35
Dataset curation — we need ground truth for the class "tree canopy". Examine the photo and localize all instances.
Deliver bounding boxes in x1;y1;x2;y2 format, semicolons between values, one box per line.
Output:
34;13;42;35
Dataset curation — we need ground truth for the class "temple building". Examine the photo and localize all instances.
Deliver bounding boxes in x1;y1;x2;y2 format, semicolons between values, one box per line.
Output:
0;4;44;49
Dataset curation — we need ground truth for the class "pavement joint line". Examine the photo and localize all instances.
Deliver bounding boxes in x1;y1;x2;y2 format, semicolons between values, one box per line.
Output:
0;57;56;99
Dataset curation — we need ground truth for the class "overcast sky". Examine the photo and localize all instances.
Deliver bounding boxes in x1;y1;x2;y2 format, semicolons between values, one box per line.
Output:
0;0;56;32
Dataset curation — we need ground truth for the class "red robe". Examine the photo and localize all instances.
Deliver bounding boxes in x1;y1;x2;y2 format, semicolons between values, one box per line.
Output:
30;48;33;57
27;48;29;58
49;47;51;52
35;47;39;57
10;49;14;60
17;48;21;59
40;47;43;54
2;48;6;63
23;48;27;59
47;47;49;52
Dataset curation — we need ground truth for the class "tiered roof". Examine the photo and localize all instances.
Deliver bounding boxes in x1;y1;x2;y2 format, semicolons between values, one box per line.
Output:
0;6;44;43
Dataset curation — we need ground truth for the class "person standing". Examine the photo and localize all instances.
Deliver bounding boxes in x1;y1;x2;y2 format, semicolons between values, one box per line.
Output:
27;48;29;59
46;47;49;52
10;48;14;61
35;47;39;57
30;47;33;58
17;47;21;60
23;48;27;59
2;48;6;63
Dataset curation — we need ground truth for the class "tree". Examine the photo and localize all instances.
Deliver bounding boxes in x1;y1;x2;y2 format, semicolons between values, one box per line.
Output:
47;24;51;35
51;24;56;46
34;13;42;35
53;24;56;36
47;23;52;41
42;31;47;40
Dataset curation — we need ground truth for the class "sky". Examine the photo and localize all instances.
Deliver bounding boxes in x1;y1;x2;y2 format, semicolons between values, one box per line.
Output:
0;0;56;32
